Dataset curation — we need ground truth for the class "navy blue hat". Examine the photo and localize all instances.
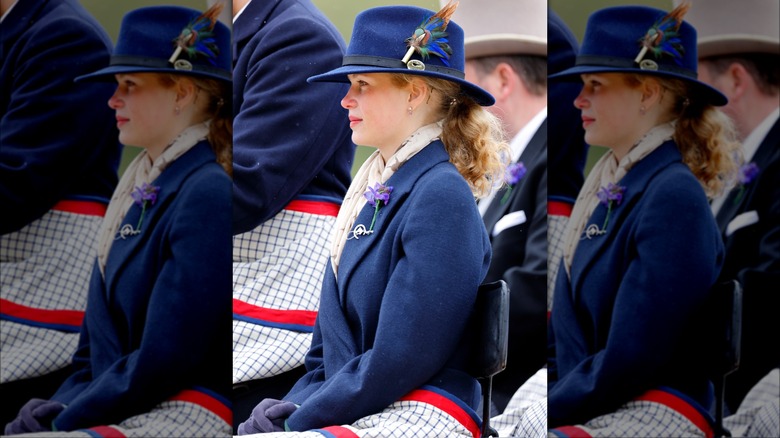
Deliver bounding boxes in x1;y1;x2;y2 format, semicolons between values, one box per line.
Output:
549;5;727;106
307;5;495;106
76;5;231;83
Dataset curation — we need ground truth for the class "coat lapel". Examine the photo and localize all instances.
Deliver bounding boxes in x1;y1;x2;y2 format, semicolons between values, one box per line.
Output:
335;142;451;297
103;142;217;294
233;0;282;62
483;120;547;234
715;118;780;232
569;142;682;292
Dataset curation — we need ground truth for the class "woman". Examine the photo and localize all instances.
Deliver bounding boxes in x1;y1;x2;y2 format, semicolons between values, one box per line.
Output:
4;4;233;437
237;2;509;436
547;4;740;437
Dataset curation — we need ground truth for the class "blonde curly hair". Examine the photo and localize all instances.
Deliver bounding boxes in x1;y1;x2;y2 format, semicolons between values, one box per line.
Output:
628;74;742;199
391;74;510;199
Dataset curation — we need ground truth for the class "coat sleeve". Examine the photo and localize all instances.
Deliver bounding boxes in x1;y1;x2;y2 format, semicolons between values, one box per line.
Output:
0;12;120;234
547;174;724;426
232;13;352;234
51;168;232;430
285;171;491;431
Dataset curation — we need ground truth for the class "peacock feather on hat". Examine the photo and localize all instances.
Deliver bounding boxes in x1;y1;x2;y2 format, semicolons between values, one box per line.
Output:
401;0;458;66
168;2;223;65
634;1;690;66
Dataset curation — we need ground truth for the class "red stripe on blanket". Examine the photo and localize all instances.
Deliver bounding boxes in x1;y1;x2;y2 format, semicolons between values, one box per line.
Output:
169;389;232;425
550;425;593;437
233;299;317;328
548;200;573;217
317;426;361;438
85;425;126;438
285;199;340;217
53;200;108;216
636;389;714;438
400;389;480;438
0;299;84;327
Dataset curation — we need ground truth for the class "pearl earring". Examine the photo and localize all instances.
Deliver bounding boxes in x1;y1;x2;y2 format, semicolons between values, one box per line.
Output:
407;106;413;115
175;106;180;115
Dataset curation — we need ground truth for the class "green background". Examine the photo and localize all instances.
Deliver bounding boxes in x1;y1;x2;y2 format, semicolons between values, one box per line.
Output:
79;0;672;177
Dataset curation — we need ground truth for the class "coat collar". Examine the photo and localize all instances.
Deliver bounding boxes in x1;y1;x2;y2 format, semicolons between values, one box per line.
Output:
232;0;284;54
569;140;683;287
335;141;451;291
0;0;44;45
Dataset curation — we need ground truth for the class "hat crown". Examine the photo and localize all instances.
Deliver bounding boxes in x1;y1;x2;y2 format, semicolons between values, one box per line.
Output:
112;6;231;79
347;6;466;74
675;0;780;57
580;6;699;75
442;0;547;58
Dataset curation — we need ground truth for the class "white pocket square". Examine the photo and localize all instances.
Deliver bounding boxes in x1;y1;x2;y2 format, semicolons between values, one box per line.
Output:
492;210;527;237
726;210;759;237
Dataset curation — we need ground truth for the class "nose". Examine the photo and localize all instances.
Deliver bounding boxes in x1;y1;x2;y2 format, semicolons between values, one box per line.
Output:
341;87;356;109
108;87;123;109
573;87;588;110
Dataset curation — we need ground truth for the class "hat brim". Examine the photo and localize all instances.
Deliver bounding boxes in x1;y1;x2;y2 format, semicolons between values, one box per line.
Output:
308;65;495;107
549;65;728;107
464;35;548;59
75;65;231;83
697;35;780;58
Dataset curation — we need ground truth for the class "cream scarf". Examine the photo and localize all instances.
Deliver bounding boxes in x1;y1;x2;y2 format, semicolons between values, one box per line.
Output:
561;122;676;277
330;121;443;277
96;122;210;276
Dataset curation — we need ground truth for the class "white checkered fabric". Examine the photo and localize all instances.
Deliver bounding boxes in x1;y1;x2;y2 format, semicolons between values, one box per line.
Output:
243;397;474;438
233;209;335;384
554;396;710;437
547;215;568;311
1;210;102;383
724;368;780;438
5;394;231;437
491;367;548;438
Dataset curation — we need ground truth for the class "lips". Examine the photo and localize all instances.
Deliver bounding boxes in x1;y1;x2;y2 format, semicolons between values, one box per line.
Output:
348;115;362;128
581;115;595;128
116;116;129;128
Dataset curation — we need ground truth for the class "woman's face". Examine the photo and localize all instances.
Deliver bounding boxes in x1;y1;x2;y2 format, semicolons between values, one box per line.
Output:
341;73;414;157
574;73;646;155
109;73;180;155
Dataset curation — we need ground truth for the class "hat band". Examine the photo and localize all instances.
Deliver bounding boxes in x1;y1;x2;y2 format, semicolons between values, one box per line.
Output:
575;55;697;79
110;55;231;80
343;55;465;79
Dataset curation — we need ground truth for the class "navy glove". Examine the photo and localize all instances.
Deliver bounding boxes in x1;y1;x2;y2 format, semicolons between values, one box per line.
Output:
5;398;65;435
237;398;297;435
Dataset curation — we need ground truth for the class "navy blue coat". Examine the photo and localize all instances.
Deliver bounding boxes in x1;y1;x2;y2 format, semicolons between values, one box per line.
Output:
0;0;121;234
232;0;355;234
716;119;780;412
548;141;724;427
283;141;491;431
50;142;232;430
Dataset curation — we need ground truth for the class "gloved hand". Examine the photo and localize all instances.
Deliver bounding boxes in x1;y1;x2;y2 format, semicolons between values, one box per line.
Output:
237;398;298;435
4;398;65;435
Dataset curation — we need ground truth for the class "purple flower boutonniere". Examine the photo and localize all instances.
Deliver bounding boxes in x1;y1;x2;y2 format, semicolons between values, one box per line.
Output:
584;183;625;239
734;162;759;204
349;182;393;240
117;183;160;239
501;162;527;204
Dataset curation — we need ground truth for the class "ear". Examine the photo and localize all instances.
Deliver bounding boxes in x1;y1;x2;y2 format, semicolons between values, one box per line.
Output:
726;62;750;100
639;77;663;108
174;77;198;107
407;77;430;109
493;62;518;99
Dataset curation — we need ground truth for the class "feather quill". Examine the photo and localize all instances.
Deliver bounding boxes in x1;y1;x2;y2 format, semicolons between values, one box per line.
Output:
634;2;690;65
401;0;458;66
168;2;224;65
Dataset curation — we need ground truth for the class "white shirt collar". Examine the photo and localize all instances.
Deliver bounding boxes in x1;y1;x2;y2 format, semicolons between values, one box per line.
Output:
233;0;251;24
1;0;20;24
